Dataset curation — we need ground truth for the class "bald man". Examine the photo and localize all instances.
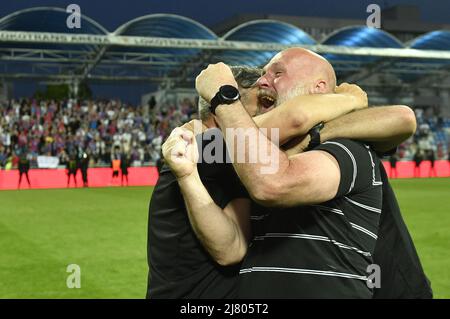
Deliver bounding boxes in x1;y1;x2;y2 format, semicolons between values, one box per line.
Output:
194;48;384;298
250;48;431;298
166;48;427;298
258;48;337;106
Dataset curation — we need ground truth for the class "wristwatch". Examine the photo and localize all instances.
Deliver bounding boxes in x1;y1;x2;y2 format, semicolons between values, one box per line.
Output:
305;122;325;151
209;85;240;115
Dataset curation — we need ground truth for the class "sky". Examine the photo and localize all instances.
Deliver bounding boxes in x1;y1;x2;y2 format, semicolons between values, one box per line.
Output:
1;0;449;31
1;0;449;103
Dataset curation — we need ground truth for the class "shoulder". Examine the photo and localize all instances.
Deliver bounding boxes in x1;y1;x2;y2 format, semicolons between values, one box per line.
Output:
314;138;381;196
317;138;379;161
317;138;367;153
314;138;373;169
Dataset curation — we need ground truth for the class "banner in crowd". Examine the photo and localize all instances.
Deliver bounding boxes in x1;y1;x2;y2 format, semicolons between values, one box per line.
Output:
37;156;59;169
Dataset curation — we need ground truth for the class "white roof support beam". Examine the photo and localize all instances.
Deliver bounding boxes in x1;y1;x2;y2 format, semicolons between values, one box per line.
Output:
2;30;450;60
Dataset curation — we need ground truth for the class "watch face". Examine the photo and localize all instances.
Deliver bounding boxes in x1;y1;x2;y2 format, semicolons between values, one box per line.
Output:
220;85;240;101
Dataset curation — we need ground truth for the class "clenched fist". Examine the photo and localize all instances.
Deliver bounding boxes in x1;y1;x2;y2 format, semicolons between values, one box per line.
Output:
195;62;238;102
335;83;368;109
162;127;199;179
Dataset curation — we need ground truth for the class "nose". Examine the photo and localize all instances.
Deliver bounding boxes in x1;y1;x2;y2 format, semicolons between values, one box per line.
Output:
256;74;271;88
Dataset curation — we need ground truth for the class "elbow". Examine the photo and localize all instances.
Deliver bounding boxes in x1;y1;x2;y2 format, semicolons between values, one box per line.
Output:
249;179;285;207
215;246;247;266
397;105;417;137
249;174;311;208
289;112;309;136
249;182;274;206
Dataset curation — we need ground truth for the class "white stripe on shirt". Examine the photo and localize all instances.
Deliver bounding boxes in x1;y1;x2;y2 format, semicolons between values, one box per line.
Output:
322;141;357;194
350;222;378;239
344;196;381;214
253;232;372;257
365;144;383;186
239;266;368;281
312;205;344;215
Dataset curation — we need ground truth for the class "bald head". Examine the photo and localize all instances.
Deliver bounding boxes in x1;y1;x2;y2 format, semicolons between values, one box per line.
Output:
257;47;337;108
280;48;336;92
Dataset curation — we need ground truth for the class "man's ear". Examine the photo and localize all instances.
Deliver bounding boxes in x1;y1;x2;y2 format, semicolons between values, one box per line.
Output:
313;80;328;94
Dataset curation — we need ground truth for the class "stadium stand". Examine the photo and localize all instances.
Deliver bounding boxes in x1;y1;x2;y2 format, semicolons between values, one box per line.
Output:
0;97;197;170
1;6;450;186
1;96;449;172
397;107;450;160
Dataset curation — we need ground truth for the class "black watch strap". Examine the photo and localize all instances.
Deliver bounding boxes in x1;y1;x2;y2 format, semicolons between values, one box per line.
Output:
209;94;221;115
209;85;240;115
306;122;324;151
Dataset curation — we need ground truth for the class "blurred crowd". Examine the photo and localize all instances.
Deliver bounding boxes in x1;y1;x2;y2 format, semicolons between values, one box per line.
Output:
0;98;449;170
0;97;196;169
395;107;450;162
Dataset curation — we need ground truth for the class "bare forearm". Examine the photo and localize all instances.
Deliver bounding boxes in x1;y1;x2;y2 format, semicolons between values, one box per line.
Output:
216;102;290;202
320;105;416;153
253;93;365;144
177;172;244;265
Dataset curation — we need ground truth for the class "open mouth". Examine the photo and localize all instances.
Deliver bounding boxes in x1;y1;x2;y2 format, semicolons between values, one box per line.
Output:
258;93;276;109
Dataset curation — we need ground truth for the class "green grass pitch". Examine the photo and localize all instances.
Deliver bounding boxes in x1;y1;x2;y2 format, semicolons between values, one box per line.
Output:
0;178;449;298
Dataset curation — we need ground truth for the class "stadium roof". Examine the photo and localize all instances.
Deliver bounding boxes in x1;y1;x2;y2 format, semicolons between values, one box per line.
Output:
0;7;108;35
1;7;450;90
219;20;316;67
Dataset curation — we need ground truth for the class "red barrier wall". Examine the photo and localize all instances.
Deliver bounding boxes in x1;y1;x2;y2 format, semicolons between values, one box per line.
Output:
382;160;450;178
1;161;448;190
0;167;159;190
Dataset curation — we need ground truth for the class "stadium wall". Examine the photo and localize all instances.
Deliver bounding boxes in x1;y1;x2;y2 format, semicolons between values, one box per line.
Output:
382;160;450;178
0;167;159;190
0;161;448;190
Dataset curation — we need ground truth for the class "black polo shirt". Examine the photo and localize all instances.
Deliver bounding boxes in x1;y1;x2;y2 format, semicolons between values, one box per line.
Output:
239;138;382;298
372;163;432;298
147;128;248;299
